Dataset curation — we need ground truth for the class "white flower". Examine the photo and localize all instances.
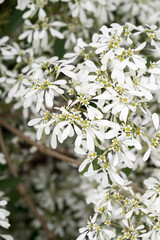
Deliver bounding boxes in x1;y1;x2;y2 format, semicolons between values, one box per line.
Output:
19;19;66;50
69;0;95;24
142;177;160;202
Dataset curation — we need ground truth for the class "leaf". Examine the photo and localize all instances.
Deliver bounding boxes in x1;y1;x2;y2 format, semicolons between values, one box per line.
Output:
79;163;89;176
54;37;65;58
95;146;102;155
0;165;8;171
7;188;20;203
146;55;155;68
28;230;39;240
0;178;21;190
92;158;99;170
121;168;132;176
8;9;23;33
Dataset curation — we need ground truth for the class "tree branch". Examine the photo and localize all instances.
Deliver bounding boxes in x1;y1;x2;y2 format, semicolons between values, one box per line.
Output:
0;127;55;240
130;184;146;194
0;118;146;195
0;117;80;166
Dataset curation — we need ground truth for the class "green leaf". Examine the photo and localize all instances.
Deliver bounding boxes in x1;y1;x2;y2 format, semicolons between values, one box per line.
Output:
95;146;102;155
122;168;132;176
128;145;134;150
80;158;100;176
0;177;21;190
54;38;65;58
8;10;23;33
7;187;20;203
146;55;155;68
0;164;8;171
3;131;14;141
92;158;99;170
29;230;39;240
79;163;89;175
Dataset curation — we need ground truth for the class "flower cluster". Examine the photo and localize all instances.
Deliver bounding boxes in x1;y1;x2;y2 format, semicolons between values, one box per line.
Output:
78;176;160;240
6;23;158;239
1;0;160;53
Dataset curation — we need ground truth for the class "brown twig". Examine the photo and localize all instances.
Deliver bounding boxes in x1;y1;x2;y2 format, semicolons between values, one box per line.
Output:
0;117;80;166
0;113;22;118
0;127;55;240
130;184;146;194
0;118;146;194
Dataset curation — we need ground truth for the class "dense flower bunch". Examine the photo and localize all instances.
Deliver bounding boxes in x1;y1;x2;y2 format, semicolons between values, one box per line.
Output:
0;0;160;240
7;23;159;239
2;0;160;53
21;23;160;169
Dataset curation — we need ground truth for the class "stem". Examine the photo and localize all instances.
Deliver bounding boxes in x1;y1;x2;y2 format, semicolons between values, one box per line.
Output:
102;211;124;230
60;94;69;102
0;117;80;166
130;184;146;194
111;223;124;229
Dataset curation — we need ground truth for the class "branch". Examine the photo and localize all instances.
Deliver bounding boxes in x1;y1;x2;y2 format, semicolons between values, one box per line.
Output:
0;118;146;194
0;117;80;166
0;127;55;240
130;184;146;194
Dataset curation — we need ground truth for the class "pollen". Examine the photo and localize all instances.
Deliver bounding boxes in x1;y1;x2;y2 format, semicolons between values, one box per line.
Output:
156;224;160;229
131;200;136;205
125;232;130;238
92;152;97;157
83;100;88;105
98;207;103;213
97;69;101;75
71;114;75;119
69;89;74;95
78;96;83;102
113;139;118;144
123;97;128;102
44;80;48;85
126;126;131;132
100;155;105;161
55;66;59;71
114;192;119;198
105;220;111;226
76;116;81;121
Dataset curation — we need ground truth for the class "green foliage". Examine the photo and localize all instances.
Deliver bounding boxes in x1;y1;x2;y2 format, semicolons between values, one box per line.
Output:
0;0;22;36
8;10;23;34
122;167;132;176
7;187;20;203
0;177;21;190
54;38;66;58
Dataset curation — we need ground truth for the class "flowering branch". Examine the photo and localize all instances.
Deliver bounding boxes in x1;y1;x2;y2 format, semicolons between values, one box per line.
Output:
0;127;55;240
0;117;147;197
